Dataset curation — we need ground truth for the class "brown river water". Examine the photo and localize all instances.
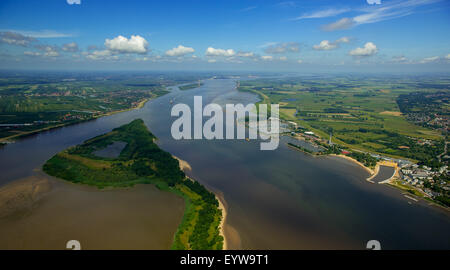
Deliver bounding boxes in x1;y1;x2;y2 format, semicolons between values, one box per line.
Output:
0;78;449;249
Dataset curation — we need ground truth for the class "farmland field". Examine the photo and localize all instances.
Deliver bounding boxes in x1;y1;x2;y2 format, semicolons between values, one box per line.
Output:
239;75;449;167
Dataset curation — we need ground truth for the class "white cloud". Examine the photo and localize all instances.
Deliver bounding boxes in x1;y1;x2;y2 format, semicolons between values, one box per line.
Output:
297;59;303;64
261;55;273;61
322;18;355;31
165;45;195;56
35;45;60;57
313;37;349;51
44;51;59;57
279;56;287;61
205;47;235;57
24;45;61;58
86;50;113;60
105;35;148;54
225;57;244;64
323;0;440;31
349;42;378;57
0;31;35;46
445;54;450;60
420;56;439;63
62;42;79;52
207;59;217;63
367;0;381;4
392;55;409;63
313;40;337;51
24;51;41;57
291;8;349;20
236;51;255;58
67;0;81;5
5;30;73;38
264;42;299;54
335;37;350;43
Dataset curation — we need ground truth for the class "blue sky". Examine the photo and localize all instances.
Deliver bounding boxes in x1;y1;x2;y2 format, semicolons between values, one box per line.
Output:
0;0;449;72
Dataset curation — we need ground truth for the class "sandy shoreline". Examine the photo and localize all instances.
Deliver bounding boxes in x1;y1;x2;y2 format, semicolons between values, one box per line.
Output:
329;154;375;175
173;155;228;250
173;155;192;172
215;193;228;250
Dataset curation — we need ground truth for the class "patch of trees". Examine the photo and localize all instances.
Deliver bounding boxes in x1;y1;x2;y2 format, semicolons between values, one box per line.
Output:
348;152;377;168
324;108;349;113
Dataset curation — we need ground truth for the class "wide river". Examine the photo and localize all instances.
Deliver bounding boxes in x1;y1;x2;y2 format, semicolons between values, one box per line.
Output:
0;78;449;249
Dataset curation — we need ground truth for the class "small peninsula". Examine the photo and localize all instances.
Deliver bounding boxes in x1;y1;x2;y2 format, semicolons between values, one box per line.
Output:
43;119;224;250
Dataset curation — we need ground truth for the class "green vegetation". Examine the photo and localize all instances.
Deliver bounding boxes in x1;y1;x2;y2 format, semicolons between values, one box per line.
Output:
320;144;377;168
424;173;450;207
43;119;223;250
347;151;378;168
239;75;447;167
0;72;208;140
179;82;203;90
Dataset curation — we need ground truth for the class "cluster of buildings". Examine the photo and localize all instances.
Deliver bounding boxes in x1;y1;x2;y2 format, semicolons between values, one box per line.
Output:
400;164;448;197
406;113;449;134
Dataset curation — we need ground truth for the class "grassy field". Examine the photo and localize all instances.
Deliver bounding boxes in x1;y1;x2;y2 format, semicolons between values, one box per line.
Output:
43;119;223;250
239;75;448;167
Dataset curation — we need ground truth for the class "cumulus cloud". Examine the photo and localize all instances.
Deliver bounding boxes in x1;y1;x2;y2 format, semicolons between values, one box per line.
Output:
264;42;299;54
349;42;378;57
0;31;35;46
165;45;195;57
367;0;382;4
313;37;350;51
322;18;355;31
67;0;81;5
62;42;79;52
105;35;148;54
297;59;303;64
445;54;450;60
35;45;60;57
313;40;337;51
279;56;287;61
205;47;235;57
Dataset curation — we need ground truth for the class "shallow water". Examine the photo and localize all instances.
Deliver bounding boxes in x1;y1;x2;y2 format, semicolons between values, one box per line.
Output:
0;174;184;249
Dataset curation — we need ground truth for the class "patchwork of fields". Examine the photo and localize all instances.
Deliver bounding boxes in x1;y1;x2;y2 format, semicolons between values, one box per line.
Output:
239;75;449;167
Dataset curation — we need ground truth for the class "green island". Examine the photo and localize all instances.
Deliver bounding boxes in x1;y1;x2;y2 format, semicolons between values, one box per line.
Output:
43;119;224;250
179;82;203;90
